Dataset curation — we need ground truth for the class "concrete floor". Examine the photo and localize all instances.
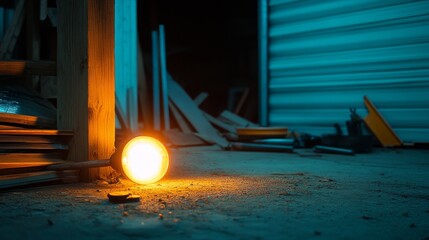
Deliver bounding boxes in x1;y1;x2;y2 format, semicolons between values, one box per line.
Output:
0;146;428;240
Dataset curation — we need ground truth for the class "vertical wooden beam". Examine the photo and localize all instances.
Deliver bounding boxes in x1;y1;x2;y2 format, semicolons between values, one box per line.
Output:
159;25;169;130
152;30;161;131
57;0;115;181
137;38;152;130
115;0;138;132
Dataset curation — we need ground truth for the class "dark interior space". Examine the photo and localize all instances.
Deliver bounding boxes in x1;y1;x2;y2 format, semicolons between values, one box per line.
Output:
138;0;259;122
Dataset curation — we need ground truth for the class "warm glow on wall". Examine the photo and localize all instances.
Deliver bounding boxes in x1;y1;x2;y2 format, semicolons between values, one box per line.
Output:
120;136;169;184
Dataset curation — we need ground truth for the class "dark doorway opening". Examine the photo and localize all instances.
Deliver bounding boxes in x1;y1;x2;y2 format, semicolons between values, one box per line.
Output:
138;0;258;123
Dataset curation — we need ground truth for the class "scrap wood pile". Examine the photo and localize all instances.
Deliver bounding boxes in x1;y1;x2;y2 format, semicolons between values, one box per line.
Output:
162;75;295;153
144;25;406;157
0;85;77;191
163;75;403;157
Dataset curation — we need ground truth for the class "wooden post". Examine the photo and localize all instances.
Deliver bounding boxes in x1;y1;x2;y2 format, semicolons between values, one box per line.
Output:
152;31;161;131
159;25;170;130
57;0;115;181
115;0;138;132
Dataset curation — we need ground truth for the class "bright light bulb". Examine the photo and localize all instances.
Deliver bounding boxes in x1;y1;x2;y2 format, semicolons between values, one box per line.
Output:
121;136;169;184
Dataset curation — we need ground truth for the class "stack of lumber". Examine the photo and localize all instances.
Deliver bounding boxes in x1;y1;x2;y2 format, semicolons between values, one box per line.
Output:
0;129;76;190
0;85;76;190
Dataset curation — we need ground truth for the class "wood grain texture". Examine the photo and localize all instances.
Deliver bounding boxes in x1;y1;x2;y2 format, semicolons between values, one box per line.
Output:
0;153;65;163
0;61;56;76
0;112;56;129
87;0;115;180
57;0;115;181
0;135;67;143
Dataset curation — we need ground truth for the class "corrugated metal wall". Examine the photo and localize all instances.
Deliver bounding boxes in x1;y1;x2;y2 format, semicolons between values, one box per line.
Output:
268;0;429;142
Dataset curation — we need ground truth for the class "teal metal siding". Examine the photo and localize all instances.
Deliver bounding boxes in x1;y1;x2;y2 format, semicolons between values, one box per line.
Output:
268;0;429;142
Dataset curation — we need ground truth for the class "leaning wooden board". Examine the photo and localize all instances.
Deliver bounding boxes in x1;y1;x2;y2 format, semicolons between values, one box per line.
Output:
169;100;193;133
167;75;228;148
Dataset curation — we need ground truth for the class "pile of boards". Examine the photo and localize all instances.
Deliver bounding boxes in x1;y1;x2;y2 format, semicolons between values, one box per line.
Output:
0;85;76;190
163;76;294;153
165;76;404;155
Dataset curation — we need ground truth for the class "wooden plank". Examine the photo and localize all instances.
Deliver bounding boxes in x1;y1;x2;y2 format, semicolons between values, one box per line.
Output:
0;135;67;143
0;162;56;168
0;162;64;176
236;127;288;140
46;159;110;171
86;0;115;180
219;110;258;128
115;0;138;132
0;125;28;130
115;94;130;131
363;96;402;147
202;111;236;133
167;75;229;148
193;92;209;106
234;88;249;114
0;153;65;163
152;30;161;131
0;171;60;190
0;160;108;177
126;88;136;130
159;25;170;130
162;129;205;147
0;113;56;129
137;37;152;130
169;100;193;133
0;129;71;146
0;129;73;136
0;61;56;76
0;0;25;59
0;143;67;150
57;0;115;181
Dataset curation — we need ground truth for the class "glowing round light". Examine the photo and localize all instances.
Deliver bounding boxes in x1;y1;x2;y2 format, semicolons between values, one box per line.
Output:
121;136;169;184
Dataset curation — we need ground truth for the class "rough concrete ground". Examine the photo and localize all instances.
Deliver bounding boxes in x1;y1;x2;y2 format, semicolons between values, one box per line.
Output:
0;146;428;240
